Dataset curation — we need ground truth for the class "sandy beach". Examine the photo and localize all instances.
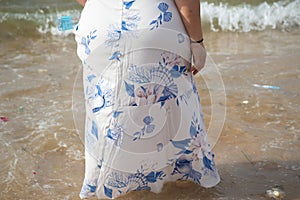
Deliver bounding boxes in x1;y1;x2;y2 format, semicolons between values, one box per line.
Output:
1;23;300;200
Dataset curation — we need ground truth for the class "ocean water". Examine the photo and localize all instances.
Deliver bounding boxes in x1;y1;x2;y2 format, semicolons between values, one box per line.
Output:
1;0;300;199
0;0;299;37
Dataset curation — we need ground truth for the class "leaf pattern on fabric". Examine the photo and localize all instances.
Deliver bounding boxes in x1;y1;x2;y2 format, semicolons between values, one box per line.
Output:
88;184;96;193
171;156;202;184
81;30;97;55
87;74;96;82
113;111;123;118
125;81;135;97
104;165;166;195
105;0;140;62
109;51;122;61
80;162;102;198
77;1;220;198
88;78;114;114
190;112;203;138
203;155;214;171
123;0;135;9
107;121;124;147
170;139;191;150
91;121;98;140
104;185;113;198
170;65;187;78
150;2;173;30
125;55;184;107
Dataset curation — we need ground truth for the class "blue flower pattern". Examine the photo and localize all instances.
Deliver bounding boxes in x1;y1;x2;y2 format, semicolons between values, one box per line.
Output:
104;165;166;198
150;2;173;30
109;51;122;62
75;1;219;199
133;115;156;141
107;111;124;147
125;52;189;107
88;78;114;114
105;24;122;47
171;156;202;183
105;1;140;61
125;64;178;107
80;158;103;198
169;112;218;182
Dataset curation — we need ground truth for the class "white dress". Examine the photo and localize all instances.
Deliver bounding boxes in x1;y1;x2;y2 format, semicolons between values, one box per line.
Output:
74;0;220;199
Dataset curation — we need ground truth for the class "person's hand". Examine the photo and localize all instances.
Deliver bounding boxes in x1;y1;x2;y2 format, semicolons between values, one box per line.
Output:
189;42;207;75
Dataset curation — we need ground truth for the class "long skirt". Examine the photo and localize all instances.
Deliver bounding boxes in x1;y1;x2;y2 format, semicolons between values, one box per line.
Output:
74;0;220;199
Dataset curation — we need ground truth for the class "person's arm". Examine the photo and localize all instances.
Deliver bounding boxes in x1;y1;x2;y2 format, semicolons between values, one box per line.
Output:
174;0;203;42
76;0;86;7
175;0;206;75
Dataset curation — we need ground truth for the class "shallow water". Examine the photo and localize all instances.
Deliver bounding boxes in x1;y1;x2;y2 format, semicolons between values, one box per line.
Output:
1;0;300;199
1;0;299;38
1;27;300;199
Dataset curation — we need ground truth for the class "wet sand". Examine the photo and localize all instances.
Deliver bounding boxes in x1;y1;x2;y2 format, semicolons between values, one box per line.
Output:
0;28;299;199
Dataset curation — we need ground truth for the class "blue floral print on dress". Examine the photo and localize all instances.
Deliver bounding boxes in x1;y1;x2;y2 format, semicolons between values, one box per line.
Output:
200;151;218;177
177;33;185;43
122;12;140;31
123;0;135;9
76;1;221;198
104;165;166;198
125;52;189;107
107;120;124;147
190;112;203;138
170;112;203;154
149;2;173;30
85;118;100;158
171;156;202;184
91;120;98;140
133;115;156;141
80;158;102;198
109;51;122;61
81;30;97;55
105;24;122;47
125;64;178;107
89;79;114;114
105;1;140;48
106;110;124;147
168;112;218;183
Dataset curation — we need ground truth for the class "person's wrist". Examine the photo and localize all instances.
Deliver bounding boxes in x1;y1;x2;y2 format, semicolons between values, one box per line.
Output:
190;38;204;44
190;39;205;49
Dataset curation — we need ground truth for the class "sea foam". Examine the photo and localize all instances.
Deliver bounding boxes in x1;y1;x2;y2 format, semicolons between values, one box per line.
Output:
201;0;300;32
